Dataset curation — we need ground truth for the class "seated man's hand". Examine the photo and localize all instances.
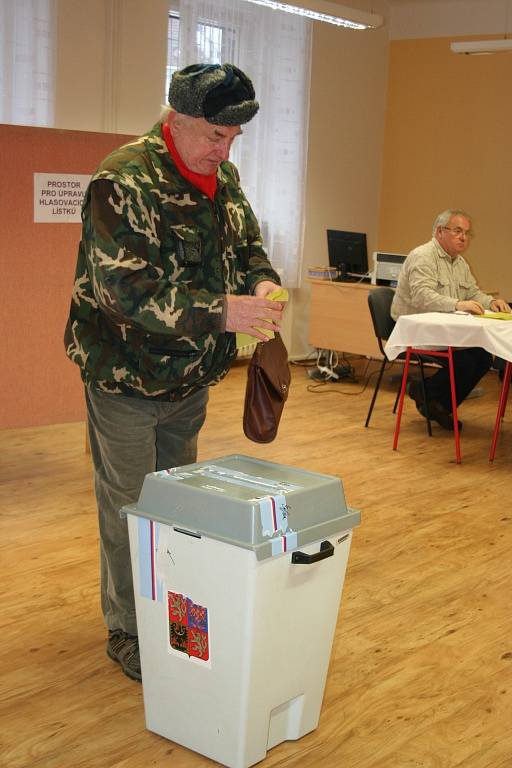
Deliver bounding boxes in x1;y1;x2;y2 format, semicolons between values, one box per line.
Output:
490;298;512;313
455;300;485;315
225;294;283;341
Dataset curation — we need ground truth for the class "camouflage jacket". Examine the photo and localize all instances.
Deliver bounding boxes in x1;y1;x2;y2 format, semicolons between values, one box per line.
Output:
64;122;280;400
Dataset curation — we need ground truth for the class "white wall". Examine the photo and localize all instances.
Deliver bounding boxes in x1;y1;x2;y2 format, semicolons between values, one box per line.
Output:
292;9;390;357
55;0;168;134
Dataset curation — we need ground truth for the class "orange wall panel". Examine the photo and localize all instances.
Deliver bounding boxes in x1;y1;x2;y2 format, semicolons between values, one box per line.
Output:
0;125;133;429
378;37;512;297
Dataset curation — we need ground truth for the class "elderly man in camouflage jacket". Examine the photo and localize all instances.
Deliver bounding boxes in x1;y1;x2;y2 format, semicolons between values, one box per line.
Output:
64;64;283;681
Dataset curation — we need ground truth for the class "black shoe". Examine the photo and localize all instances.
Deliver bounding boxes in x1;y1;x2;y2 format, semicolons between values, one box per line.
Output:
408;380;425;414
426;399;462;432
107;629;142;682
409;382;462;431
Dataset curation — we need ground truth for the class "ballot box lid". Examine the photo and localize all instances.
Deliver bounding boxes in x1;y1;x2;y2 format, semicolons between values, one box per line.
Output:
123;454;360;560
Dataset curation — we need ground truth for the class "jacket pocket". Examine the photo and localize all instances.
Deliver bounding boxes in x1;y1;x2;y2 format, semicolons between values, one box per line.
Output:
148;346;197;358
172;228;203;267
137;336;203;378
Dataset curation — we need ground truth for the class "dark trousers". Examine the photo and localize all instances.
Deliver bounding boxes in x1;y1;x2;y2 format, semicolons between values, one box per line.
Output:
424;347;492;413
85;384;209;635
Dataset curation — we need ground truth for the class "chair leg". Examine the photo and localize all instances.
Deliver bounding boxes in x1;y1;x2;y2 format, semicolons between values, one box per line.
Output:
365;359;387;428
392;382;401;413
489;362;512;461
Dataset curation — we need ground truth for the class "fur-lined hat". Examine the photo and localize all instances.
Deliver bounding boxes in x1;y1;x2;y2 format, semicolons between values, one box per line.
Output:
168;63;259;126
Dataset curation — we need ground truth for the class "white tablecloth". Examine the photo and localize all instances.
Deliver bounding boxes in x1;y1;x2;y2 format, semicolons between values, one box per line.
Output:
384;312;512;363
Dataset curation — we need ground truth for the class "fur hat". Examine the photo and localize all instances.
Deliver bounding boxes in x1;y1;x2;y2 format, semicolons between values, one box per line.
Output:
168;63;259;126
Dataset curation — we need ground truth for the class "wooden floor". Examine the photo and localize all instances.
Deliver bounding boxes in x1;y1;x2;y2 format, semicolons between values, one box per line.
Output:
1;358;511;768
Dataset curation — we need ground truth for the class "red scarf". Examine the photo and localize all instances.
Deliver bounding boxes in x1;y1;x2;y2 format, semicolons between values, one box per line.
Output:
162;122;217;201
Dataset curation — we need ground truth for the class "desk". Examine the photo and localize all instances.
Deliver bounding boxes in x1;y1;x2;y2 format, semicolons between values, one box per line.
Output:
385;312;512;462
384;312;512;363
308;279;381;357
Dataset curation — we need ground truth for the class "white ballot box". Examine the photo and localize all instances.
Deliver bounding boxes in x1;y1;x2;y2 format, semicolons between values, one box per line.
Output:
124;454;360;768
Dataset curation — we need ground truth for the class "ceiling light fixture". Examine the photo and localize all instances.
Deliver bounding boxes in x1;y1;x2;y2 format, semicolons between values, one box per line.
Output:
241;0;383;30
450;39;512;55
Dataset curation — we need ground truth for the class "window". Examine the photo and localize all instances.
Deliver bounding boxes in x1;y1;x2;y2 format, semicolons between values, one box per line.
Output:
164;13;181;97
165;0;311;288
0;0;55;127
165;12;236;100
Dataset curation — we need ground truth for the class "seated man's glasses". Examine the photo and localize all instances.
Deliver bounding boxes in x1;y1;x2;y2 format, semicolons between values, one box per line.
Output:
443;226;474;238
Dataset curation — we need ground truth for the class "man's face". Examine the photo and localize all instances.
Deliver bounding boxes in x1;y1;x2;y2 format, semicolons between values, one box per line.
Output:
435;214;473;258
168;113;242;175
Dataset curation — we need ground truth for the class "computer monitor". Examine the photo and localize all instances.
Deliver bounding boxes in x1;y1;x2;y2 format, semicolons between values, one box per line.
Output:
327;230;368;281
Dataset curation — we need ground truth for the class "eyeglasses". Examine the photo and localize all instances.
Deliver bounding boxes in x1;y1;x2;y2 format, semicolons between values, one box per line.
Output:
442;226;474;239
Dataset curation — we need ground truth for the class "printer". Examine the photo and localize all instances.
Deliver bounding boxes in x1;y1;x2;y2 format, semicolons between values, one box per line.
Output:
371;251;407;286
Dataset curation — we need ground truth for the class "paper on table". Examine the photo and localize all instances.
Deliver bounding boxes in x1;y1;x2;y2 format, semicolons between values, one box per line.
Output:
482;310;512;321
236;287;289;349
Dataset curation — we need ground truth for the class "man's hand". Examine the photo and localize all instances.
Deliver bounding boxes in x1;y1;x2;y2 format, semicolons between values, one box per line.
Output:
253;280;280;299
225;294;283;341
253;280;287;309
490;298;512;313
455;300;485;315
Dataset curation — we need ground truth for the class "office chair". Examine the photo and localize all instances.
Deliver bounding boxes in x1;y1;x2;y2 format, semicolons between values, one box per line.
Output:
365;287;434;433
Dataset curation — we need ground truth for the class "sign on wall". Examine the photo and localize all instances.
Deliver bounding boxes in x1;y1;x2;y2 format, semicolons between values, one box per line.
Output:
34;173;91;223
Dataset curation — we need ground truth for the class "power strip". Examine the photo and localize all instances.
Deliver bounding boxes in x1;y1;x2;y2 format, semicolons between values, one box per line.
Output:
308;364;353;382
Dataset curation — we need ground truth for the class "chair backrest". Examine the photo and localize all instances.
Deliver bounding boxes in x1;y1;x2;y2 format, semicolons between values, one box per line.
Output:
367;287;396;350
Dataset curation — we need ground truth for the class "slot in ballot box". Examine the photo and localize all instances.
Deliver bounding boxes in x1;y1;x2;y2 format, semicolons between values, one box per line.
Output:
124;454;360;768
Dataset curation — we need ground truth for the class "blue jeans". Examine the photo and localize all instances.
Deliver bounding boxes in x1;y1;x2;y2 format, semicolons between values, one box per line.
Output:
85;384;209;635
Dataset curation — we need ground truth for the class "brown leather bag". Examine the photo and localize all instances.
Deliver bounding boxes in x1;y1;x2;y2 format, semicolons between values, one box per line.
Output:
243;333;291;443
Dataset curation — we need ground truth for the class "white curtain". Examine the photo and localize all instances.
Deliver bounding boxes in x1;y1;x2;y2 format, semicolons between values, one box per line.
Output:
175;0;312;288
0;0;55;127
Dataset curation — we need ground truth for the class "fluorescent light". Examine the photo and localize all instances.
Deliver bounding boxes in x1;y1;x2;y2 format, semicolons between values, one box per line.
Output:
451;39;512;55
241;0;383;29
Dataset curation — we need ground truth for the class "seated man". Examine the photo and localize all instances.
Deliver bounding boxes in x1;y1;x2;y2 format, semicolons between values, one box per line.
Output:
391;209;510;430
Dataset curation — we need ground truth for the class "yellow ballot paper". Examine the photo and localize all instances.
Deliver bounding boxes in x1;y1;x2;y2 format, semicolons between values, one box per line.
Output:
236;287;288;349
482;311;512;321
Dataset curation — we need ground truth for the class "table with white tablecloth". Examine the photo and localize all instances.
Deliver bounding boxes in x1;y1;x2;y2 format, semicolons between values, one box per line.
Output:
383;311;512;462
384;311;512;364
